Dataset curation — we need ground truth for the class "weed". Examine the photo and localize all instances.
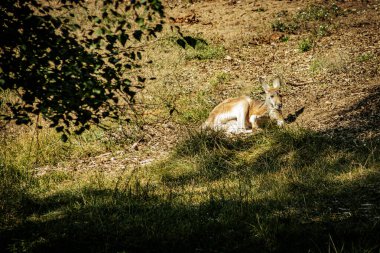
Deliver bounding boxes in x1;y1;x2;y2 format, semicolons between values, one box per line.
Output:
315;24;330;37
280;35;289;42
271;19;299;34
298;38;313;52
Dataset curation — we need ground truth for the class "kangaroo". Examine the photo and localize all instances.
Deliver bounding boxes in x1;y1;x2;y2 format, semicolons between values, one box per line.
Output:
202;77;285;133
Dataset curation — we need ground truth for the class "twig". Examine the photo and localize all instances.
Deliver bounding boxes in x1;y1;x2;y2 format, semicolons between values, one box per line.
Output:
286;80;314;87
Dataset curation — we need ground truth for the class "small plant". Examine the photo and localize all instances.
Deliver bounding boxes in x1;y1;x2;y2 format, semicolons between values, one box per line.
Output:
280;35;289;42
271;20;287;32
357;52;374;62
271;19;299;33
310;58;325;73
271;3;342;36
298;38;313;52
316;24;330;37
296;4;342;22
209;72;231;88
309;54;349;74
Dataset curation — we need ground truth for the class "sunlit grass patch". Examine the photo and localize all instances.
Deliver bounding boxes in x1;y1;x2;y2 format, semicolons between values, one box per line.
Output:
174;92;213;124
295;3;342;22
209;72;231;89
185;42;225;60
357;52;375;62
298;37;313;52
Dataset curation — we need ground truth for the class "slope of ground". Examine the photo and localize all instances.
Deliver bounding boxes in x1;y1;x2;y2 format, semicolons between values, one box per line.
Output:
163;0;380;140
1;0;380;252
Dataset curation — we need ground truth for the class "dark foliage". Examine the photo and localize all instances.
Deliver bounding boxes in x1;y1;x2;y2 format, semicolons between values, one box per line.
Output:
0;0;165;140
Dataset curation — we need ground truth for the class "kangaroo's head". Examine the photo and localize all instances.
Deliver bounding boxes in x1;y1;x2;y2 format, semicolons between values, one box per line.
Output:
260;77;283;111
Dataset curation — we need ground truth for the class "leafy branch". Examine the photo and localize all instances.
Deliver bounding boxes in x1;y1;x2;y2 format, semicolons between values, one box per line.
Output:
0;0;165;141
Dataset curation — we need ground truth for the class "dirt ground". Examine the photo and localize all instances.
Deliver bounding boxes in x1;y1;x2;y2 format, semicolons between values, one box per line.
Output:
166;0;380;141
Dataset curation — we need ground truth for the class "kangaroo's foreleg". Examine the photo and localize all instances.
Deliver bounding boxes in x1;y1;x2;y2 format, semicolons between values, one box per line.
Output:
237;102;250;130
249;115;259;130
269;110;285;127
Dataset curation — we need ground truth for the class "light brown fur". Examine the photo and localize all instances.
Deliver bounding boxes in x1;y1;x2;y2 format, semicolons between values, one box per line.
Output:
203;77;285;133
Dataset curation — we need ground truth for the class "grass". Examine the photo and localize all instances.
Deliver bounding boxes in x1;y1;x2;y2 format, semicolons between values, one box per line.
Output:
209;72;231;89
0;120;135;173
295;4;342;22
184;41;225;61
175;91;212;124
298;37;313;52
1;127;379;253
1;1;380;252
271;19;299;34
357;52;375;63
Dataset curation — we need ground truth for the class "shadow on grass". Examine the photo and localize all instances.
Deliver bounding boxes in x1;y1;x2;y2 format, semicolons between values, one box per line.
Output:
1;168;379;253
2;98;380;252
165;128;368;185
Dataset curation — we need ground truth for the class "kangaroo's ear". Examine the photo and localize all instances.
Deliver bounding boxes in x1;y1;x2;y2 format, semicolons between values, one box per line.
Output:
259;77;270;92
262;83;270;93
273;77;281;89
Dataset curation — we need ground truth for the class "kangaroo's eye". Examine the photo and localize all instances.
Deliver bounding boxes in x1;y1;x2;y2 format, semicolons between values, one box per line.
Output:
270;95;274;98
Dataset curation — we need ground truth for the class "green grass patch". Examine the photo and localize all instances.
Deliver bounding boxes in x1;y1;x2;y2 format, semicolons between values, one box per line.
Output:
357;52;375;62
209;72;231;89
185;42;225;60
298;37;313;52
174;91;213;124
0;123;132;173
